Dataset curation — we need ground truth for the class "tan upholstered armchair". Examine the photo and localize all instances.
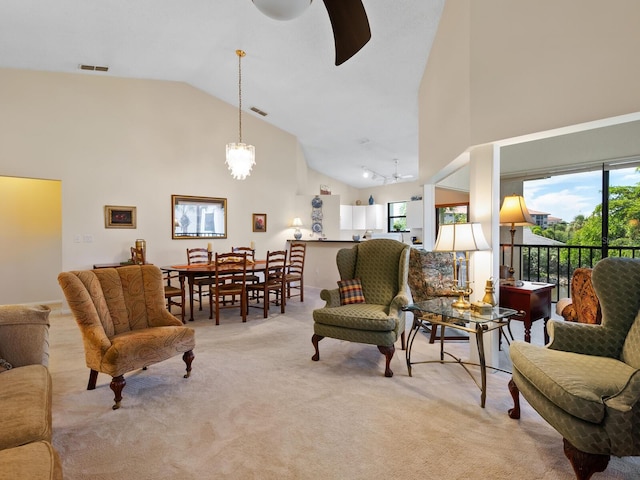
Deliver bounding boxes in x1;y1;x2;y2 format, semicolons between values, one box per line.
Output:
312;239;410;377
508;257;640;479
58;265;195;409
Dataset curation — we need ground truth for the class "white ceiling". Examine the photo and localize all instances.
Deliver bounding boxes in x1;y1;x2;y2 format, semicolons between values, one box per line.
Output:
0;0;445;189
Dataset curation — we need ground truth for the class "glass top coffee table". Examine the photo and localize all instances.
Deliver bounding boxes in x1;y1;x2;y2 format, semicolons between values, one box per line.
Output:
403;297;518;408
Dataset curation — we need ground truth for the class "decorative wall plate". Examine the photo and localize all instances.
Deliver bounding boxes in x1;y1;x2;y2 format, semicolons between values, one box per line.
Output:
311;196;323;208
312;222;323;233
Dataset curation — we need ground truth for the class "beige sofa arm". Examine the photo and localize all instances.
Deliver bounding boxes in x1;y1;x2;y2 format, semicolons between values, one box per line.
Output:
0;304;51;368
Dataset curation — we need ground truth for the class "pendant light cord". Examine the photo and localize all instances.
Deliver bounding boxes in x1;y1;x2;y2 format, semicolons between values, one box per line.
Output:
236;49;245;144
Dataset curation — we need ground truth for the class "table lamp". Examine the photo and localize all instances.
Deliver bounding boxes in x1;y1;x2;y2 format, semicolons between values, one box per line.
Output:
292;217;303;240
433;223;490;309
499;194;534;286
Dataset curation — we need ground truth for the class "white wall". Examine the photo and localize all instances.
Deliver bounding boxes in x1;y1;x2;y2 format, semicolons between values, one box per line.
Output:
0;69;359;302
420;0;640;182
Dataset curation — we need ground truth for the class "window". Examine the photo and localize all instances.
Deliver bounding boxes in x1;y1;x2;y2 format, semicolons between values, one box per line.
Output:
523;164;640;250
435;203;469;233
388;202;408;232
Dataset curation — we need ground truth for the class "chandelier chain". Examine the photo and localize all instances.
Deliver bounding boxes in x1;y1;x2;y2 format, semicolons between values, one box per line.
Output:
236;49;245;143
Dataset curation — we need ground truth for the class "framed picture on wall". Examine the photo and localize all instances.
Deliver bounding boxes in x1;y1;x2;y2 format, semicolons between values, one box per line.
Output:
253;213;267;233
320;184;331;195
105;205;137;229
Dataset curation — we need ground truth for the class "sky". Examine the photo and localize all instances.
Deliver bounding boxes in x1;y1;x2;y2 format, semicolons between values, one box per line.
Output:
523;166;640;224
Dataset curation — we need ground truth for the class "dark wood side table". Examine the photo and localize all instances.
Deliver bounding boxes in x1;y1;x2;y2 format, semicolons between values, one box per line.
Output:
499;281;554;343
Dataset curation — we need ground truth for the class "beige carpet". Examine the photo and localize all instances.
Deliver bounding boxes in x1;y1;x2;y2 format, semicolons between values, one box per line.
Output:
48;290;640;479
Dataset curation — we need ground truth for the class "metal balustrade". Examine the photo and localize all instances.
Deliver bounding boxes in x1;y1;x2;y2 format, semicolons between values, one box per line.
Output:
499;244;640;302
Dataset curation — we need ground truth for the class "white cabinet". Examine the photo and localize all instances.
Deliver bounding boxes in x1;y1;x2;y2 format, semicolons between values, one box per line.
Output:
352;205;367;230
340;205;353;230
406;200;423;229
340;204;384;230
366;204;384;229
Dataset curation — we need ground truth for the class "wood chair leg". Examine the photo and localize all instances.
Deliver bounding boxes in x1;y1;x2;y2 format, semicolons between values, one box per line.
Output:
263;289;269;318
400;330;406;350
241;291;247;322
183;350;194;378
508;378;521;419
377;344;395;377
110;375;126;410
87;369;99;390
563;438;609;480
280;287;286;313
311;334;324;361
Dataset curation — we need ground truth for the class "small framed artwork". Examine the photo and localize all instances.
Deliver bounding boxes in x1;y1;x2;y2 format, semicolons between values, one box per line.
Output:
252;213;267;233
320;184;331;195
105;205;137;229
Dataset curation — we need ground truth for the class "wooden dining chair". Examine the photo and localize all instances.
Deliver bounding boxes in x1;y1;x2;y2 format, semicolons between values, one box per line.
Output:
246;250;288;318
232;246;260;297
285;241;306;302
186;247;213;310
164;270;185;323
209;252;248;325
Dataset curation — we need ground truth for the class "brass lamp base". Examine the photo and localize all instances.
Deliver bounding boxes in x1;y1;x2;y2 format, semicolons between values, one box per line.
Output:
451;295;471;309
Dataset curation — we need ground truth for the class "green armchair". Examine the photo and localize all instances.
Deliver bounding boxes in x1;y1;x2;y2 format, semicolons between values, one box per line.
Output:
508;257;640;479
311;239;410;377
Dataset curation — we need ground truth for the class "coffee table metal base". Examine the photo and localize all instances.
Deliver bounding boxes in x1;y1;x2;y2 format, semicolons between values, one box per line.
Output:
406;314;511;408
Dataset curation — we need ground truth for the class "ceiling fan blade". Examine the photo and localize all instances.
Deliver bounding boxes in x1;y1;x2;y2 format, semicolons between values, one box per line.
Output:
322;0;371;65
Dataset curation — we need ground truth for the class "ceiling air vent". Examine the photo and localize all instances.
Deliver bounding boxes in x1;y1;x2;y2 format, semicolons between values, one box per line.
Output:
79;64;109;72
250;106;268;117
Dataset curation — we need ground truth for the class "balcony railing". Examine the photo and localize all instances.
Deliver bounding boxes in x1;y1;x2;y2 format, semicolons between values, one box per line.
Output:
499;244;640;302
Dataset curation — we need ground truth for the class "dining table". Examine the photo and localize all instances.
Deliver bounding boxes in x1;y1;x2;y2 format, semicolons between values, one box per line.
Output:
161;260;267;321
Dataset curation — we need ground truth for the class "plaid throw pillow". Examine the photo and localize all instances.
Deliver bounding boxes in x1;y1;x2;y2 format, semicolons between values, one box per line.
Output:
338;278;366;305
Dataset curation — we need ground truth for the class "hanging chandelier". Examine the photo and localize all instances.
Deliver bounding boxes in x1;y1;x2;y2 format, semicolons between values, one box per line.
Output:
225;49;255;180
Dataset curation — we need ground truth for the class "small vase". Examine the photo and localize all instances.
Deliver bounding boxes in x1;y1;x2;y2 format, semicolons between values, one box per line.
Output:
368;195;374;205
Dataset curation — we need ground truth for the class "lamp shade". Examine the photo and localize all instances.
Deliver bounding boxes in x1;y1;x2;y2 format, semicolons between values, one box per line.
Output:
499;195;534;226
433;223;490;252
252;0;312;21
292;217;303;227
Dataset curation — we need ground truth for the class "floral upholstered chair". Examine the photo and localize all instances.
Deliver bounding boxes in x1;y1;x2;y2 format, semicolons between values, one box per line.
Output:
58;265;195;409
508;257;640;479
556;267;602;325
311;239;410;377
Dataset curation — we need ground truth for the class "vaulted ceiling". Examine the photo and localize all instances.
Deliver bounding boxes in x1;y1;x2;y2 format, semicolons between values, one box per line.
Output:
0;0;446;188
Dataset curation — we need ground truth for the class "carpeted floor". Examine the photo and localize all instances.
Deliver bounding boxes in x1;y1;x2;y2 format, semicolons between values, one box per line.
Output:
48;289;640;479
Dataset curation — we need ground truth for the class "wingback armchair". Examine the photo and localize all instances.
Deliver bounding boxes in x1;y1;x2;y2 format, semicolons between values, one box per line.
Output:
508;257;640;479
58;265;195;409
312;239;410;377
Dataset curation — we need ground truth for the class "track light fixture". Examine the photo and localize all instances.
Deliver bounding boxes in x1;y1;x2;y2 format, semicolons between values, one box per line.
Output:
362;166;386;183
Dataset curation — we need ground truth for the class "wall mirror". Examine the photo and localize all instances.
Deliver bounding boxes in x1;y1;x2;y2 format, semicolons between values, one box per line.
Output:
172;195;227;239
